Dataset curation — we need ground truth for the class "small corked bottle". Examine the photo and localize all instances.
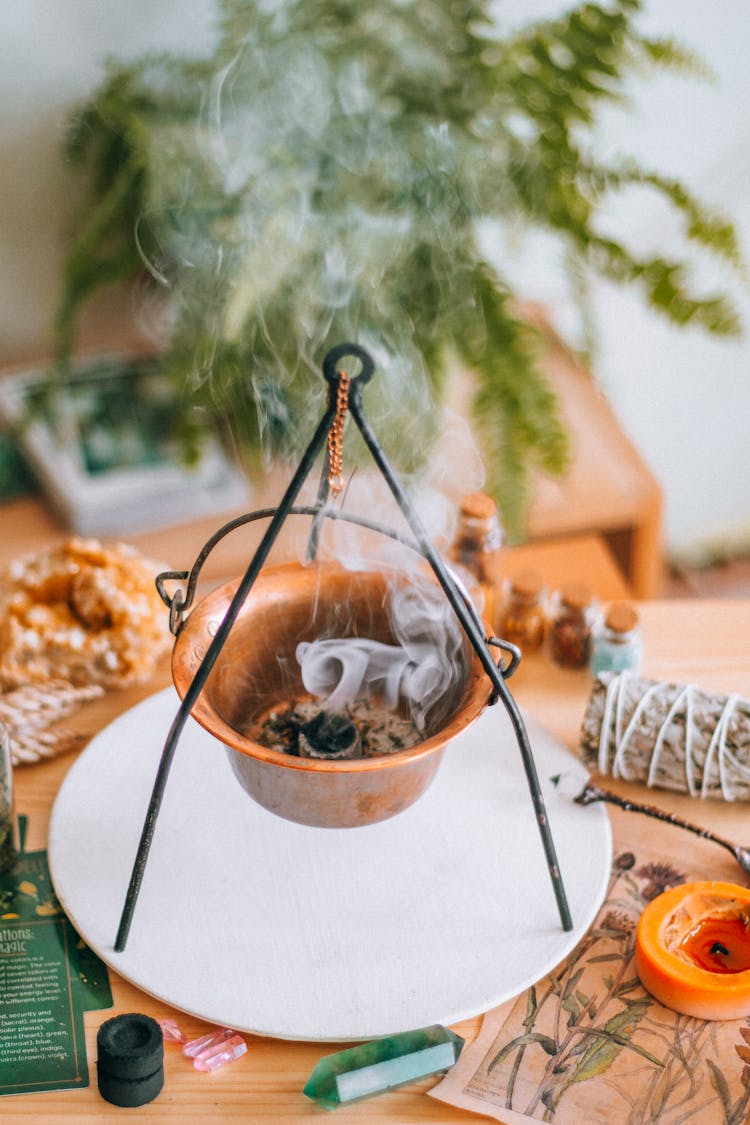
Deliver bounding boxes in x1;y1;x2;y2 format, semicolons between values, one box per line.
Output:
500;569;546;654
549;583;595;669
449;492;503;630
590;601;643;676
0;722;17;873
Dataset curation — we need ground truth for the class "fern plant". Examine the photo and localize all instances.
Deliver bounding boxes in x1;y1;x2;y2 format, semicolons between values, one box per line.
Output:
57;0;741;535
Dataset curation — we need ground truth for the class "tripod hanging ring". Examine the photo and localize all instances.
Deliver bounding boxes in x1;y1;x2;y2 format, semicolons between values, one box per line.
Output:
322;343;374;386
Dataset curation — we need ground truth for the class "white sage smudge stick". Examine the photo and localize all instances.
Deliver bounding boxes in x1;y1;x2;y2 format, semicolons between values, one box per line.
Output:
0;680;104;767
580;671;750;801
10;728;93;767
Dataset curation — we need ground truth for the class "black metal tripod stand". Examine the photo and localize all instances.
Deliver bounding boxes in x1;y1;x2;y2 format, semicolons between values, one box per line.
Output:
114;343;572;951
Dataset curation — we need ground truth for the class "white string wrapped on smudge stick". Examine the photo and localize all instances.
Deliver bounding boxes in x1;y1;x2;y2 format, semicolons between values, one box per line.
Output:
0;680;104;766
296;582;465;733
580;671;750;801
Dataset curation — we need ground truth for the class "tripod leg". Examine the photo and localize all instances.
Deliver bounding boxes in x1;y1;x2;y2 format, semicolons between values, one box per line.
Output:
114;400;338;951
305;455;332;563
348;390;573;932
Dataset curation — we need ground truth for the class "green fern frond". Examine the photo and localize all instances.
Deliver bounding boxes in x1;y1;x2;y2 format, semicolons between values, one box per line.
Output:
576;159;743;273
586;237;741;336
633;35;715;81
636;170;744;272
455;269;570;535
54;0;743;536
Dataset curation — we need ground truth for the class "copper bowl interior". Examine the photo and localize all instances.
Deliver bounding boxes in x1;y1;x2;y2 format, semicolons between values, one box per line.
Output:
172;561;491;770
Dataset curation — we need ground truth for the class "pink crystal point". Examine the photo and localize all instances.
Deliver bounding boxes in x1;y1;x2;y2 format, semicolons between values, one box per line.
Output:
193;1033;247;1073
183;1026;235;1059
157;1018;187;1044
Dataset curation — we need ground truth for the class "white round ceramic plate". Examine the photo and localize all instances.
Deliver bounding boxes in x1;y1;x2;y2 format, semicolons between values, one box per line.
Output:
49;688;610;1041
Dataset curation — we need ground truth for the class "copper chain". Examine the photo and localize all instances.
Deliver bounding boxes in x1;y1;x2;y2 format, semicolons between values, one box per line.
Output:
327;370;350;496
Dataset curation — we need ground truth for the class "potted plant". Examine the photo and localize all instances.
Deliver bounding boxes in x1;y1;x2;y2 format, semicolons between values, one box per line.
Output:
54;0;741;535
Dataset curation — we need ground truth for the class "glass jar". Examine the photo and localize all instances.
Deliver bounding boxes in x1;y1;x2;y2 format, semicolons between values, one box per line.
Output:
549;583;594;669
0;722;17;872
449;491;503;631
590;602;643;677
500;569;546;654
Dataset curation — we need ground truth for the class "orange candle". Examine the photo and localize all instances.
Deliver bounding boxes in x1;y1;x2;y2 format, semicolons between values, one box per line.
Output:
636;881;750;1020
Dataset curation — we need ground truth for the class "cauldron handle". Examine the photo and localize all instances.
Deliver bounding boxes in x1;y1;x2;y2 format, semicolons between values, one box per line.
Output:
154;508;514;644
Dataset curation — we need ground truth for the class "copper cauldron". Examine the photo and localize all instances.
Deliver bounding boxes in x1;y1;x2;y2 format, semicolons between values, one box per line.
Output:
171;561;494;828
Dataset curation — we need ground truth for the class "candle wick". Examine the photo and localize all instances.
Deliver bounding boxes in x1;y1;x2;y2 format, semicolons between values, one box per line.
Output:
710;941;730;957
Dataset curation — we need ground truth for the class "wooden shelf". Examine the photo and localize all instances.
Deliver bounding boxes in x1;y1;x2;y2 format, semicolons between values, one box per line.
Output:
501;532;630;601
2;318;661;596
522;311;663;598
0;498;630;604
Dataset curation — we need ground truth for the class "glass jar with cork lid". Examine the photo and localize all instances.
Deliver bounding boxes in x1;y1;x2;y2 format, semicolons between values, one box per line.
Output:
500;569;546;654
449;491;503;631
549;582;595;669
0;722;17;873
590;601;642;676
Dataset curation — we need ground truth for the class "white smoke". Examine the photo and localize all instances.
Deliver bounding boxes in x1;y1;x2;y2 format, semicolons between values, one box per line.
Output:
296;579;465;733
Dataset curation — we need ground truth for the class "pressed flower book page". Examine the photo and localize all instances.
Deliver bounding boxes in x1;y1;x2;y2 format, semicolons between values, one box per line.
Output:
432;806;750;1124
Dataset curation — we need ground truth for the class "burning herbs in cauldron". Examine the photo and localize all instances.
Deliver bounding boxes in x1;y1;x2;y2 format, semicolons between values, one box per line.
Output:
250;583;466;761
252;697;420;759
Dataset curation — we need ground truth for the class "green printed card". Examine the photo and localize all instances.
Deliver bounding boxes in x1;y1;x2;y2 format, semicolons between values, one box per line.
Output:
0;917;88;1095
0;828;112;1095
0;844;112;1012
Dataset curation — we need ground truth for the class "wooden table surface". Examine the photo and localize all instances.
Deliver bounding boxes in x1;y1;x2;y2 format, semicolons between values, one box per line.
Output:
2;506;748;1121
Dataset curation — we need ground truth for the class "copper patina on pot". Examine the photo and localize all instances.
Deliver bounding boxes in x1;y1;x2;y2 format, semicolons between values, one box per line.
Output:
171;561;494;828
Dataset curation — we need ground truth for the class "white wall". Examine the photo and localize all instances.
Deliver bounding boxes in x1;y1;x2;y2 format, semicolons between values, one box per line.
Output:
0;0;216;358
493;1;750;564
1;1;748;562
592;6;750;566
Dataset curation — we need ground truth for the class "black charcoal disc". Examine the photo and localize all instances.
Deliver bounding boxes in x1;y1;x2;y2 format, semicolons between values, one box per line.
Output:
96;1012;164;1080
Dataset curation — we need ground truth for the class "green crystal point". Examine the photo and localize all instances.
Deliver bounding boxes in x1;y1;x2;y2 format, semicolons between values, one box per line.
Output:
303;1024;464;1109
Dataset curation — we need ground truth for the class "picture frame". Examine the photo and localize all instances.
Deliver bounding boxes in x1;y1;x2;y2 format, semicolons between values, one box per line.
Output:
0;354;249;536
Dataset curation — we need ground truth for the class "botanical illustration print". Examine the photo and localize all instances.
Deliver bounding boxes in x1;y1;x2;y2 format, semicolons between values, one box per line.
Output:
463;850;750;1124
